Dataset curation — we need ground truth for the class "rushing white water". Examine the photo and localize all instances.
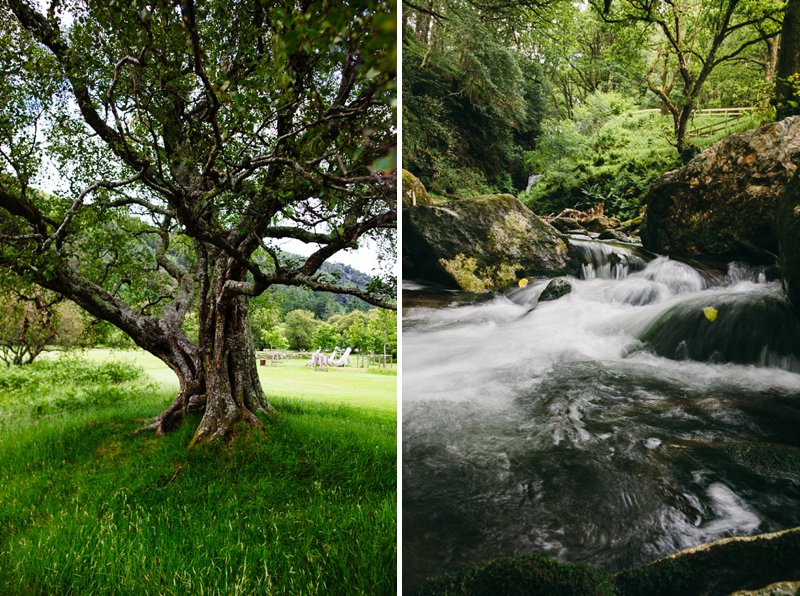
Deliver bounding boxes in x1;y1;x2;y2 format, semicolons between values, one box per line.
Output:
403;240;800;587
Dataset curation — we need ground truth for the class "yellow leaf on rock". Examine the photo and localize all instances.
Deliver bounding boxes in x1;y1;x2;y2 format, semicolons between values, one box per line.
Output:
703;306;718;322
518;278;528;288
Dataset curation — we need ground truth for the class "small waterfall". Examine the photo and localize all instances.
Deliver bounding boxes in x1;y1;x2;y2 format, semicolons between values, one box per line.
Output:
569;238;649;280
726;261;770;285
526;174;542;192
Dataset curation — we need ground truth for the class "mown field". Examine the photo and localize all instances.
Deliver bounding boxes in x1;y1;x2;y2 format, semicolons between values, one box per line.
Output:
0;350;397;594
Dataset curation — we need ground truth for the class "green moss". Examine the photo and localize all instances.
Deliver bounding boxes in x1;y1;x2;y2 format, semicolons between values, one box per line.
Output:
491;262;520;287
439;254;520;292
403;169;434;208
439;254;488;292
411;553;615;596
488;211;531;254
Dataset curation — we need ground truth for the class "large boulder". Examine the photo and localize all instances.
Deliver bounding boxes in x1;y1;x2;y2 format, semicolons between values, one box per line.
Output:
778;170;800;311
403;194;570;292
641;117;800;262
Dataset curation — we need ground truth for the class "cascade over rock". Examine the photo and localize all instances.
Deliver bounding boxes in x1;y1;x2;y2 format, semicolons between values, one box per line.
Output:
641;117;800;262
403;193;570;291
778;170;800;311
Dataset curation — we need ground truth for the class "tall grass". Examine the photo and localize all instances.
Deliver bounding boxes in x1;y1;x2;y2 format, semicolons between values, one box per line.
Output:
0;356;396;594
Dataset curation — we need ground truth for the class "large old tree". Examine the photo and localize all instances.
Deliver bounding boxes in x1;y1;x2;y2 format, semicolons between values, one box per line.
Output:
0;0;396;443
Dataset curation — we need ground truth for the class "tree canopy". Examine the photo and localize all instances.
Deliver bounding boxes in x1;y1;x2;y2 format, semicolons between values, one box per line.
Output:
0;0;397;444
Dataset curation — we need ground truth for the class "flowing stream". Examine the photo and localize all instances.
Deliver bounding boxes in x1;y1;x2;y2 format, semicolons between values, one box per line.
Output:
403;238;800;589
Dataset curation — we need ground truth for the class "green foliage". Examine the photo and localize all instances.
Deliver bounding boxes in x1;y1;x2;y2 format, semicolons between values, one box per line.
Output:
531;3;649;118
365;309;397;356
269;285;347;320
344;311;371;353
312;323;342;351
86;319;137;349
0;356;147;417
403;1;546;195
0;285;85;366
0;358;396;594
284;309;320;351
261;326;290;351
776;72;800;116
522;92;767;219
248;303;283;349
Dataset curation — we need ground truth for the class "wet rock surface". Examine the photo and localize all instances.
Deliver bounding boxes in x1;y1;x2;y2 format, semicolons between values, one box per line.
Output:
641;117;800;263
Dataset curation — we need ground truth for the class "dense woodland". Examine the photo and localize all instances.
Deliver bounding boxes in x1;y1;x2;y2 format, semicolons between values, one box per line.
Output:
403;0;799;220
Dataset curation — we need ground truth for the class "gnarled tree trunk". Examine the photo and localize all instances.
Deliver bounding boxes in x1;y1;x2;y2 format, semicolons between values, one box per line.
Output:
140;331;206;435
189;253;270;445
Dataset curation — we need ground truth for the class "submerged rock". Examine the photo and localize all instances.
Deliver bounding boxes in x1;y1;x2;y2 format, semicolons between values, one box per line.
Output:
550;216;583;233
584;215;621;233
411;553;615;596
403;194;570;292
731;580;800;595
615;526;800;596
641;117;800;263
598;228;632;243
636;290;800;369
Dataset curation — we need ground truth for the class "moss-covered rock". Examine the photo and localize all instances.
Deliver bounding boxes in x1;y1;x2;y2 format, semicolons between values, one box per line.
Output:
410;553;615;596
615;526;800;596
598;229;631;242
636;290;800;367
778;169;800;312
551;217;584;233
403;169;434;208
618;213;645;236
730;580;800;595
641;117;800;263
403;194;570;291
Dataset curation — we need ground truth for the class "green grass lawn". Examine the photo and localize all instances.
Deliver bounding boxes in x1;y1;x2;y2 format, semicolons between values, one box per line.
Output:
73;348;397;412
0;351;397;594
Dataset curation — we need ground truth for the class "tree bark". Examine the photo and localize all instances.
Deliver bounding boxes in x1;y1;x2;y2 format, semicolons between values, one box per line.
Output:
139;332;206;435
777;0;800;120
675;104;695;159
188;254;270;445
766;35;780;83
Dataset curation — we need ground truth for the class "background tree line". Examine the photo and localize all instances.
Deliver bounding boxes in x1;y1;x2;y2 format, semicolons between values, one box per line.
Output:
1;261;396;363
